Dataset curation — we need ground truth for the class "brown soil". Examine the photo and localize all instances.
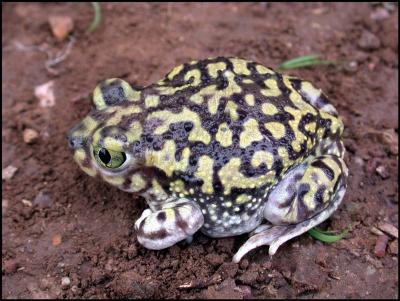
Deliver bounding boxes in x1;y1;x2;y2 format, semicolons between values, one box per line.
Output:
2;2;398;299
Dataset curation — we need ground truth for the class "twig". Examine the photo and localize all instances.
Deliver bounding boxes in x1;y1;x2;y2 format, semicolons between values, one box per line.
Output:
46;36;75;67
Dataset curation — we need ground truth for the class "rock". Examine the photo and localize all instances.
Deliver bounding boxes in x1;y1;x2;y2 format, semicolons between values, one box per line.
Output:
238;263;259;285
370;226;384;236
23;128;39;144
35;81;55;108
48;16;74;41
358;30;381;50
344;61;358;74
366;265;376;276
2;165;18;180
201;278;243;299
126;244;138;259
39;278;52;290
378;129;398;155
61;277;71;289
2;199;9;214
71;285;80;294
291;261;326;295
105;259;114;272
91;268;107;285
374;234;389;258
21;199;33;207
4;259;19;274
262;283;279;298
34;191;52;208
237;285;253;299
205;254;224;267
375;165;390;179
353;50;369;63
388;240;398;255
370;8;390;20
216;262;238;279
381;48;397;67
52;234;62;246
239;258;249;270
109;270;156;298
353;156;365;167
378;222;398;238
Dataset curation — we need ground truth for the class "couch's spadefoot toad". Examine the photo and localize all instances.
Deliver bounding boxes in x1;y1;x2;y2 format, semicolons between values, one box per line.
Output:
68;57;348;262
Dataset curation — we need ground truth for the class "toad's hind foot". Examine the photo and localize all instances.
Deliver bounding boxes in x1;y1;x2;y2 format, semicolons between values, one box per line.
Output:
232;179;347;263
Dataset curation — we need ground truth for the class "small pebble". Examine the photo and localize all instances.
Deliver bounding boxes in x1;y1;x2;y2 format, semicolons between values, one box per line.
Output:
61;277;71;289
358;30;381;50
366;265;376;276
374;234;389;258
4;259;19;274
126;244;138;259
52;234;62;246
237;285;253;299
344;61;358;74
370;226;384;236
375;165;390;179
34;191;52;208
353;156;364;167
205;254;224;267
378;222;398;238
2;199;9;212
39;278;52;290
48;16;74;41
35;81;55;108
378;129;398;155
239;258;249;270
370;8;390;20
23;128;39;144
2;165;18;180
388;240;398;255
21;199;33;207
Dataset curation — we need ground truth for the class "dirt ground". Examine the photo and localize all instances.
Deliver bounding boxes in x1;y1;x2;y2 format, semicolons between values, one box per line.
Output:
2;2;398;299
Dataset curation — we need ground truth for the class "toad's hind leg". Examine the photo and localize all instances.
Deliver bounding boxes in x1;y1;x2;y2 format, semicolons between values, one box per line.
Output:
233;154;348;263
135;199;204;250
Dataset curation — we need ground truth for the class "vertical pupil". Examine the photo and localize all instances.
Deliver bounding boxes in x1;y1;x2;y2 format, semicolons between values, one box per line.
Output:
99;148;111;164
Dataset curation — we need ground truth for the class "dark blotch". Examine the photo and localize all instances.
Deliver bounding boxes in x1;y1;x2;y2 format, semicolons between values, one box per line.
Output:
100;80;126;106
184;121;194;132
157;212;166;222
311;160;334;181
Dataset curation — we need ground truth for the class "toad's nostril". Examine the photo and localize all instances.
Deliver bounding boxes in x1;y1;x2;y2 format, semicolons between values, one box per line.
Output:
67;135;83;149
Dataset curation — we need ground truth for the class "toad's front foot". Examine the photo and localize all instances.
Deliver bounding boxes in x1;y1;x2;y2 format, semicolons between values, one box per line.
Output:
134;199;204;250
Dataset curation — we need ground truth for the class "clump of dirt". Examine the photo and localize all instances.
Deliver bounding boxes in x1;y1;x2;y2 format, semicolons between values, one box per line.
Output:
2;2;398;299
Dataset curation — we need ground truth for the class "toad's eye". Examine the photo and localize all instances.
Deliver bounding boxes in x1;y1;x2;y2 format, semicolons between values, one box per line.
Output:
93;146;126;169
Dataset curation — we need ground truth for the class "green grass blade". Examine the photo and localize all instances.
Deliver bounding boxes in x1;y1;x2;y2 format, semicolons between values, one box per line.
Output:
278;54;335;70
308;225;350;243
279;54;320;66
86;2;101;33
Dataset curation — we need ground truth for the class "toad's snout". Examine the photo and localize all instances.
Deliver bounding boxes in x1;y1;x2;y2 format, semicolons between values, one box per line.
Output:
67;134;84;150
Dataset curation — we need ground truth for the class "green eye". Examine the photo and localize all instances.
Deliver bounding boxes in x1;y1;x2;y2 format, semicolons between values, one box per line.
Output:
93;146;126;169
